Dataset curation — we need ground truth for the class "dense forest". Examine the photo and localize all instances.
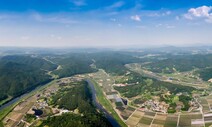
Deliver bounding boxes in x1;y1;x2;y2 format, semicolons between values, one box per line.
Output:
40;113;111;127
51;54;96;78
144;54;212;73
51;52;141;77
1;55;57;71
196;67;212;81
50;81;94;112
90;52;140;75
41;81;112;127
0;55;56;101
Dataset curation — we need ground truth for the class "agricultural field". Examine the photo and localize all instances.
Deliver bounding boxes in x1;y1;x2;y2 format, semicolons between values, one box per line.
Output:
164;114;178;127
120;106;136;120
179;113;203;127
199;98;211;114
125;109;144;126
3;96;36;127
89;69;212;127
152;113;167;126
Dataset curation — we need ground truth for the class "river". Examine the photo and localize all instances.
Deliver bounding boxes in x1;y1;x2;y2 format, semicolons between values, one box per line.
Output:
0;93;28;111
0;80;53;111
0;79;121;127
86;79;121;127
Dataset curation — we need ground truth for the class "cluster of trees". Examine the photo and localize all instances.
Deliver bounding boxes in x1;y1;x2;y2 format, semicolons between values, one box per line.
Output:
42;81;112;127
144;54;212;73
0;55;57;101
50;81;94;113
179;95;192;111
40;113;111;127
196;67;212;81
24;114;36;123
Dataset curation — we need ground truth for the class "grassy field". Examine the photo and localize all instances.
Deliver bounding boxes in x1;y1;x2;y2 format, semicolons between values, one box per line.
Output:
90;79;127;127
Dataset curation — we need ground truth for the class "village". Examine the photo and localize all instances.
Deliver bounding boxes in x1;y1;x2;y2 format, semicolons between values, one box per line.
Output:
2;76;85;127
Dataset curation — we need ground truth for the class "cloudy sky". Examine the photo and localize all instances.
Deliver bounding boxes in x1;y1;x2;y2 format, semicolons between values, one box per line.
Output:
0;0;212;47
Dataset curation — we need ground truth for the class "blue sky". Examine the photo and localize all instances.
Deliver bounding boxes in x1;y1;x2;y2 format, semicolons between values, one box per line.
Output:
0;0;212;47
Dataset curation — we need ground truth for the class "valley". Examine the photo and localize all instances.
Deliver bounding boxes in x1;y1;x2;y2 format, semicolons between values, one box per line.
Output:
0;48;212;127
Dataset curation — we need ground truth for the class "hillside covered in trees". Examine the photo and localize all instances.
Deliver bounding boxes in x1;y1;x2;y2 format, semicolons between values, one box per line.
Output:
0;55;57;101
51;54;96;78
41;81;112;127
196;67;212;81
143;54;212;74
0;52;140;102
90;52;141;75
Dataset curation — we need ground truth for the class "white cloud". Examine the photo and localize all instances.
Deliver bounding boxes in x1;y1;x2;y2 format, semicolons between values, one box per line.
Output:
189;6;211;17
148;11;171;17
32;13;43;21
205;16;212;23
131;15;141;21
0;14;20;20
106;1;125;10
155;24;175;29
31;13;78;24
175;16;180;20
50;34;62;40
70;0;86;6
110;18;116;22
50;34;55;38
57;36;62;40
118;24;122;27
21;36;30;40
184;6;212;23
162;11;171;16
148;13;160;17
166;25;175;29
155;24;162;27
136;25;146;29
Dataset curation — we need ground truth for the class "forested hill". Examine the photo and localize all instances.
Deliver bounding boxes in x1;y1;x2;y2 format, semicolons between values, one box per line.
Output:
1;55;57;71
0;55;57;101
51;54;96;78
90;52;141;75
143;54;212;73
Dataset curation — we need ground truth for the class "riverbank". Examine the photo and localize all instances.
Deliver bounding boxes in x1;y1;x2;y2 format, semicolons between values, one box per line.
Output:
87;79;127;127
